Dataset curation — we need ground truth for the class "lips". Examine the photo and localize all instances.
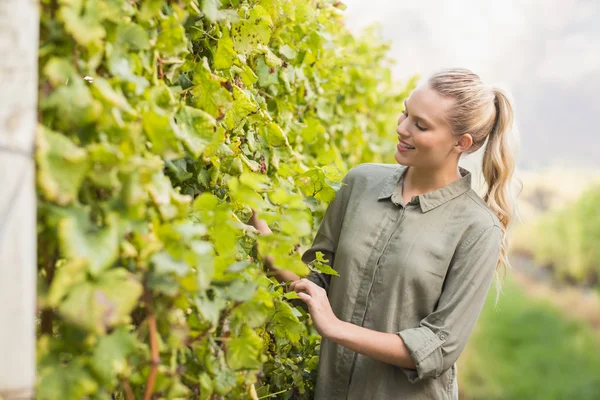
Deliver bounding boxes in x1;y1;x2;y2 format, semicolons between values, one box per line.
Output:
398;138;415;150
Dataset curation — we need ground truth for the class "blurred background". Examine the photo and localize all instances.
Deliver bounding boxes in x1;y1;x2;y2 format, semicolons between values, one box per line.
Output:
343;1;600;399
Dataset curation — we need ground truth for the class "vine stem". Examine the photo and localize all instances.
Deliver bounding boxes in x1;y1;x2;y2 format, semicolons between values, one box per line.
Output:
258;388;290;399
143;313;160;400
122;379;135;400
157;55;165;81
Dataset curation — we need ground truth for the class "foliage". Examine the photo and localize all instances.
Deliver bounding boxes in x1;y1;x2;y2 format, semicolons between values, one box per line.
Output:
36;0;416;398
513;185;600;287
460;274;600;400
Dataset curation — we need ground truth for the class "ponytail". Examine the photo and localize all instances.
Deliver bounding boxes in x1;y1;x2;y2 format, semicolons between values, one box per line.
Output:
482;86;520;306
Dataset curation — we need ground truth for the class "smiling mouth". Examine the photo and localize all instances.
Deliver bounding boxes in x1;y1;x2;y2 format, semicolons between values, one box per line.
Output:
398;140;415;150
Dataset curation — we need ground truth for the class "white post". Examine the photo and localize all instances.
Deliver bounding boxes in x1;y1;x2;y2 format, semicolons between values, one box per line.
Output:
0;0;39;398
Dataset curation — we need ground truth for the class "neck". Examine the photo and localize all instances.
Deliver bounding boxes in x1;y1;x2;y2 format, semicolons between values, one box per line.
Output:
404;163;463;194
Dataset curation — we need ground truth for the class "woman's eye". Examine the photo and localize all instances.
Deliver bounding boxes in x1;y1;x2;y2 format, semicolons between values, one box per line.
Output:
402;110;427;131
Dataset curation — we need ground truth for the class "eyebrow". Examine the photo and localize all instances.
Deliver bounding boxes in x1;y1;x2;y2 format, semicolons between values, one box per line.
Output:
404;99;435;127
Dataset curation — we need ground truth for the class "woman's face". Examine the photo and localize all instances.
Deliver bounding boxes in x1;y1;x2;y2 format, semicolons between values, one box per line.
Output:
394;84;462;169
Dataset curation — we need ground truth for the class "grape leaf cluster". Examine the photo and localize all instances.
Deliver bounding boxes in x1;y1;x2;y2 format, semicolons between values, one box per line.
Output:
36;0;416;398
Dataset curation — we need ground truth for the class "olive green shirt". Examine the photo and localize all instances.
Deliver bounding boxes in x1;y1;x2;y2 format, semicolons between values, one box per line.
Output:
302;163;501;400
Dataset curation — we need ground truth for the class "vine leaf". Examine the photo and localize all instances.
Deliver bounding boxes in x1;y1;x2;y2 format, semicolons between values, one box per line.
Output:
58;268;143;334
58;211;120;276
91;327;138;386
226;325;264;370
36;125;90;206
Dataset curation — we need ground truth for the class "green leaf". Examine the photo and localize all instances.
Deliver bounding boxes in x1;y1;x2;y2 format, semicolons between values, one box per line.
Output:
91;78;137;115
264;122;290;148
213;26;236;70
226;325;263;370
43;57;78;87
90;327;138;386
142;106;184;160
151;251;190;276
58;211;120;276
239;171;271;191
312;260;339;277
58;0;106;47
175;106;217;157
232;5;272;55
224;280;257;302
36;125;90;206
191;58;234;118
47;259;87;307
38;359;98;400
41;82;102;128
201;0;241;23
58;268;143;334
256;55;279;87
156;14;189;57
116;23;150;50
269;300;305;344
306;251;339;276
195;290;227;326
283;291;301;300
238;63;258;87
279;44;297;60
223;86;259;130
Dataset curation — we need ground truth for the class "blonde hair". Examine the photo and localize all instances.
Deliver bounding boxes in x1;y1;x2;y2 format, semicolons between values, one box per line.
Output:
427;67;520;307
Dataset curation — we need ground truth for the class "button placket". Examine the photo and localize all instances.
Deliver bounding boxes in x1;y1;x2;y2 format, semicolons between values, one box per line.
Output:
342;205;407;396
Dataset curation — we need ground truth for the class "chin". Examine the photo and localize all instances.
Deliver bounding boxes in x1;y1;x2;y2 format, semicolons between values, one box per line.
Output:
394;151;412;166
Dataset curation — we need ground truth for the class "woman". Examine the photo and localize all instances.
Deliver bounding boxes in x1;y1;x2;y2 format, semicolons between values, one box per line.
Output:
249;67;518;400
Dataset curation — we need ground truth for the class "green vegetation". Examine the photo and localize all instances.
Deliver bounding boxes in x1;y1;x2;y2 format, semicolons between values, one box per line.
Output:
460;274;600;400
36;0;416;398
512;185;600;286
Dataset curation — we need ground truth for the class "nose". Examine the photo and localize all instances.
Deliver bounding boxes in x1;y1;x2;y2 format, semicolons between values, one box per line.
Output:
396;114;410;138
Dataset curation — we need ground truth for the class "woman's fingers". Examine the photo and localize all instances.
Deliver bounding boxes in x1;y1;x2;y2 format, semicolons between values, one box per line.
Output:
296;291;312;305
289;278;320;297
248;209;272;234
263;255;275;270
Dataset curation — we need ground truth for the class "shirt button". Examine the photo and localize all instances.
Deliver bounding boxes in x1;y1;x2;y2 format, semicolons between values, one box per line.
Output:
439;333;447;340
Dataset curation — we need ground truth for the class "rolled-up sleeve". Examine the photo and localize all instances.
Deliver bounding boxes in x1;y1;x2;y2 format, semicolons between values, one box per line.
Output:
397;223;502;383
301;169;354;293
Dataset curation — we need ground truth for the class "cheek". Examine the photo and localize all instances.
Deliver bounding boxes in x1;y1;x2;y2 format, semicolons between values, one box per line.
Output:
414;135;436;151
416;134;452;153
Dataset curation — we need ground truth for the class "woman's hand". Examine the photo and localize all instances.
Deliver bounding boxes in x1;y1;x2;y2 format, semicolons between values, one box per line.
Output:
248;208;300;283
248;208;272;235
289;278;342;339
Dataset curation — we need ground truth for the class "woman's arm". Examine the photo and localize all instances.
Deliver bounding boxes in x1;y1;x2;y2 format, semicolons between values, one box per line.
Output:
248;210;300;284
331;320;417;369
289;278;417;370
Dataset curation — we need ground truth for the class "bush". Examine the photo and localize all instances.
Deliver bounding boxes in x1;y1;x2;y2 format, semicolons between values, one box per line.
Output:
36;0;416;398
513;185;600;286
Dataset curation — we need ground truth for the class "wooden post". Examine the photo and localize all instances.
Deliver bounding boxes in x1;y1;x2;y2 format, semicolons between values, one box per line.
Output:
0;0;39;398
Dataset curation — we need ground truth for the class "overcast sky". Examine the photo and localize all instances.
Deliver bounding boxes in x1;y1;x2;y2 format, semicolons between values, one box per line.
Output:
342;0;600;171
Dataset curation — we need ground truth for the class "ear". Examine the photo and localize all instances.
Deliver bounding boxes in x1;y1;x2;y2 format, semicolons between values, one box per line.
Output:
454;134;473;153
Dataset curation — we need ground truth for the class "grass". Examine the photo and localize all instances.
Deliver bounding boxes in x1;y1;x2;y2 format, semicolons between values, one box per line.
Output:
459;273;600;400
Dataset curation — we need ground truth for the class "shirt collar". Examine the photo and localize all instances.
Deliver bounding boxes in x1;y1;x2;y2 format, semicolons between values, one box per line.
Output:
377;164;472;212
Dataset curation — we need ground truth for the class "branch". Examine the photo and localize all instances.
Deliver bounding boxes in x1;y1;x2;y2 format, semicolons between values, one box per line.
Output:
40;244;56;335
122;378;135;400
143;313;160;400
157;56;165;81
142;292;160;400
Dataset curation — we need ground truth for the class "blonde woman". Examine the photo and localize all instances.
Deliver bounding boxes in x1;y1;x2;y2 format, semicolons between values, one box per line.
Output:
249;67;518;400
